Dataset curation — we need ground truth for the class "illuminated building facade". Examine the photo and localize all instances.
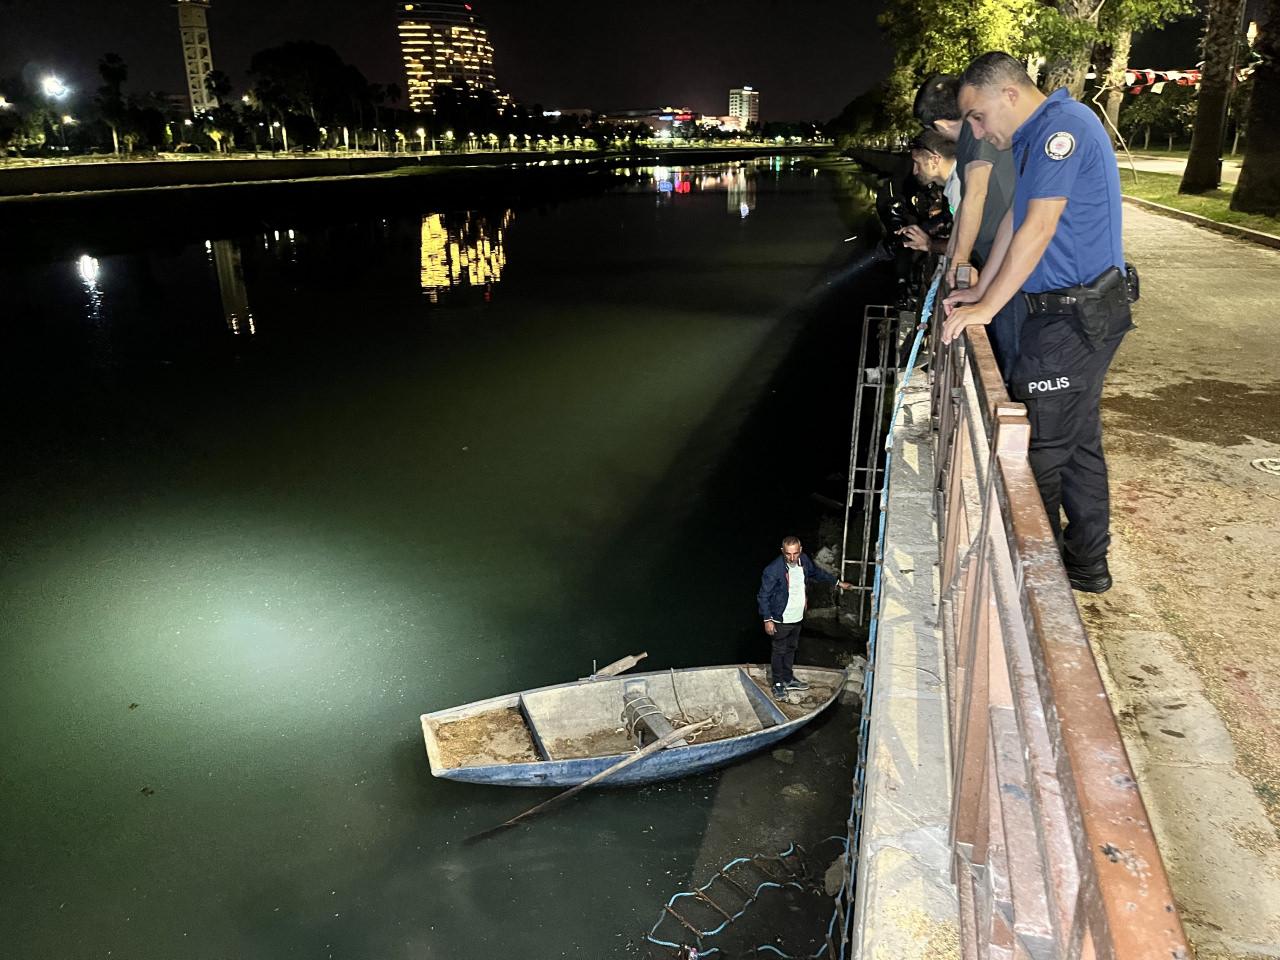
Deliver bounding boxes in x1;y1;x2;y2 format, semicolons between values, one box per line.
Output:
398;1;505;112
175;0;219;116
729;87;759;129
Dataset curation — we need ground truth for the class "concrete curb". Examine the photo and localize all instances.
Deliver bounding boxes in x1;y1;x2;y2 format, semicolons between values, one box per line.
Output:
1121;195;1280;250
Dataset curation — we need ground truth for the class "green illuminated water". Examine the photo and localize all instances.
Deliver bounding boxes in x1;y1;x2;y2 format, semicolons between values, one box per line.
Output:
0;160;882;957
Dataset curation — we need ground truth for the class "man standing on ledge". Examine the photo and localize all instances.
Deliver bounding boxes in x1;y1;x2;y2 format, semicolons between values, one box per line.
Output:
758;536;851;701
942;52;1135;594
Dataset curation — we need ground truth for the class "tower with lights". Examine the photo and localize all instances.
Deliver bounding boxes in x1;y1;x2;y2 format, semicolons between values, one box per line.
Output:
729;86;760;129
398;1;505;113
175;0;219;116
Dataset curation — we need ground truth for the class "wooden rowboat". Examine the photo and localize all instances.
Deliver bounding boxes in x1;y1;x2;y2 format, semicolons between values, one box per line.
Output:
419;663;847;788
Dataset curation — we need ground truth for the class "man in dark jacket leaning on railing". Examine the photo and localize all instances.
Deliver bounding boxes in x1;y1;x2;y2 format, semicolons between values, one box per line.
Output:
757;536;852;702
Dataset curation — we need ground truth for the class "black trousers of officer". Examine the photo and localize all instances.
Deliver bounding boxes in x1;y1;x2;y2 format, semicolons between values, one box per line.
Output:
1009;307;1130;567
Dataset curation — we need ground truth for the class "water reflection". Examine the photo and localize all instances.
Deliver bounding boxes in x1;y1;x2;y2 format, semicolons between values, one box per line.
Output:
76;253;103;321
211;240;254;335
419;210;514;303
646;163;758;217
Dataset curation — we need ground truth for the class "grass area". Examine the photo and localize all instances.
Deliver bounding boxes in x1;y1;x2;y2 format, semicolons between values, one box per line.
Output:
1121;169;1280;236
1122;144;1191;158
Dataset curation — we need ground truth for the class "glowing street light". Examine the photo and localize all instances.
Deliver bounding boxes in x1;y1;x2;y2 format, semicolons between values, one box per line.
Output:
41;75;69;99
0;96;11;110
416;127;426;151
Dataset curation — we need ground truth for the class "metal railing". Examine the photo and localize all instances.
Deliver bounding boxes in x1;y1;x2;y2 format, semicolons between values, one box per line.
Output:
930;306;1190;960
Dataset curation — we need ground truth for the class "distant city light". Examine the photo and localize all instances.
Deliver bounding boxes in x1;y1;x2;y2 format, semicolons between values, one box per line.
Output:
0;96;10;110
61;115;75;125
41;75;69;99
77;254;100;284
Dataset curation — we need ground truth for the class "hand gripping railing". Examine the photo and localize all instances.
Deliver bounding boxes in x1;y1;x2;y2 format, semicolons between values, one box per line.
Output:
929;306;1190;960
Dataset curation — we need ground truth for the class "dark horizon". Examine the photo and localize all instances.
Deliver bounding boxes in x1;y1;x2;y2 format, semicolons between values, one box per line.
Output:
0;0;894;121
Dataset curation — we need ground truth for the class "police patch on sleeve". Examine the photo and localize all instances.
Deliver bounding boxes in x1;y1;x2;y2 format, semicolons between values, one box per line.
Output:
1045;131;1076;161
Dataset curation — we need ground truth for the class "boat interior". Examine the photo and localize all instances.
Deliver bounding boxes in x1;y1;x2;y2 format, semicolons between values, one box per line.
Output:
424;665;839;771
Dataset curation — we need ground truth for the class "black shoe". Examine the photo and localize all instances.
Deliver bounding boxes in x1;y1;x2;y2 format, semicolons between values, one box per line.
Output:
1065;558;1112;594
772;682;788;702
784;678;811;692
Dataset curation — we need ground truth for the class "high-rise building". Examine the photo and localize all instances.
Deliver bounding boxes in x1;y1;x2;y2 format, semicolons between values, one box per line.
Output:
398;1;505;113
174;0;218;116
729;86;759;129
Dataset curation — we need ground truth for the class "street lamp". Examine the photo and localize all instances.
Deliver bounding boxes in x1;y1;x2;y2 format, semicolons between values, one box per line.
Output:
416;127;426;152
41;75;69;100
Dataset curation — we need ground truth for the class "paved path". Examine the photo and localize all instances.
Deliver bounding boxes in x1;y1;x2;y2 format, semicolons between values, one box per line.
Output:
1118;151;1243;184
1083;202;1280;960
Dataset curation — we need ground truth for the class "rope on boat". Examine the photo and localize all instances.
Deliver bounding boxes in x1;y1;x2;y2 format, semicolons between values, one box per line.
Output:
670;667;692;725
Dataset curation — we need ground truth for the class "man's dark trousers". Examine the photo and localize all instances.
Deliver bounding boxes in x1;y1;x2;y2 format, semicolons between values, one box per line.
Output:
771;621;803;684
1011;311;1129;566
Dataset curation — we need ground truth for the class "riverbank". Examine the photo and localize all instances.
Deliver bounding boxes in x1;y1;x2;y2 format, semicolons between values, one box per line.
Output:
0;146;834;261
0;145;832;199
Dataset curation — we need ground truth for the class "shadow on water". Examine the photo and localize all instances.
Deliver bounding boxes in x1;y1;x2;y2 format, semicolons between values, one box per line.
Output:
0;159;893;958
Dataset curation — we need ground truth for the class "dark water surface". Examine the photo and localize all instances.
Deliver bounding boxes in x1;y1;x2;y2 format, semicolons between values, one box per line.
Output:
0;159;885;958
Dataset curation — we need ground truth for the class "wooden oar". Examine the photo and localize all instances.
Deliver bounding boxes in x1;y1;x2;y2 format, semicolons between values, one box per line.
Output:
464;717;714;845
585;651;648;679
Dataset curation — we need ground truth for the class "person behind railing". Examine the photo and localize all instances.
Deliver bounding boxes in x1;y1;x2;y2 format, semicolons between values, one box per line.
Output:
895;131;958;256
913;74;1018;369
939;52;1138;595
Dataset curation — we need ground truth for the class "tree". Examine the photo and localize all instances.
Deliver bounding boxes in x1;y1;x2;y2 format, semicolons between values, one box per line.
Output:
96;52;128;154
1120;85;1197;148
1231;0;1280;213
204;69;233;104
877;0;1037;132
1181;0;1249;192
1037;1;1103;96
248;41;351;123
1095;0;1194;137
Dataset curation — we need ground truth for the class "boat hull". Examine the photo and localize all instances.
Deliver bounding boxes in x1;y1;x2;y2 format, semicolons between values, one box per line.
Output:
421;664;847;787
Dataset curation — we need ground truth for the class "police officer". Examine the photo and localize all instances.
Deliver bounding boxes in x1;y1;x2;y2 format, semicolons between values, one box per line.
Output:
941;52;1134;594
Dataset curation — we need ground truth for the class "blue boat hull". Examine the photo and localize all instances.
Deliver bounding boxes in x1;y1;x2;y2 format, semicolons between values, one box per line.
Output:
422;663;847;787
438;715;822;786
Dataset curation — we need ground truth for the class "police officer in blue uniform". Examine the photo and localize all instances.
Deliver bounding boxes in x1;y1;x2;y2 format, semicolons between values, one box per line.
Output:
941;52;1136;594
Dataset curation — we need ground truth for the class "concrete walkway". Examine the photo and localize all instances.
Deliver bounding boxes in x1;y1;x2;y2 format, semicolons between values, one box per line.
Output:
1117;151;1242;184
1083;202;1280;960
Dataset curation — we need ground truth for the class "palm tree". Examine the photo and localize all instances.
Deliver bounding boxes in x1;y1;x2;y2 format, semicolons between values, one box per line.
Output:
1231;0;1279;214
1181;0;1249;192
96;53;128;154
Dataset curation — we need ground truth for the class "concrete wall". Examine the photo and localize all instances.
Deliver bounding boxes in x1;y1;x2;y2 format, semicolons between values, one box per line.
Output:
850;381;960;960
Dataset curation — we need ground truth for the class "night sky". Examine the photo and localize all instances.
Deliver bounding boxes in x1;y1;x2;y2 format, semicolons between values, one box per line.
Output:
0;0;895;121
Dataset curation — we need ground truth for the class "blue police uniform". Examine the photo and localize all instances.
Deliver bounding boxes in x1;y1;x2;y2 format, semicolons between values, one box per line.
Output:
1008;87;1134;587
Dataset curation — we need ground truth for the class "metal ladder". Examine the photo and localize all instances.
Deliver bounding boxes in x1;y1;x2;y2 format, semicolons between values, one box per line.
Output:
837;304;911;625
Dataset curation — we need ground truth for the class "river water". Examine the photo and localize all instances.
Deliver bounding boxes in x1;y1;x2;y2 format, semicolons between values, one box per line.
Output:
0;158;887;958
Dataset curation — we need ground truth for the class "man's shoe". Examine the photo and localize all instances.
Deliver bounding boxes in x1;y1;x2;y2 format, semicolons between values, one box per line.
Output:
1065;558;1112;594
772;683;788;702
784;678;811;692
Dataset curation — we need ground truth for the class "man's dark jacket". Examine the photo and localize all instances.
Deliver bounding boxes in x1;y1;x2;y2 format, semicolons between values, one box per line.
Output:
757;553;837;622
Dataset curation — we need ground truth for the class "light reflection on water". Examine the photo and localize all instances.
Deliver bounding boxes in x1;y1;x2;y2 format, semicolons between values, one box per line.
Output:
419;210;514;303
63;161;794;340
2;157;877;960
